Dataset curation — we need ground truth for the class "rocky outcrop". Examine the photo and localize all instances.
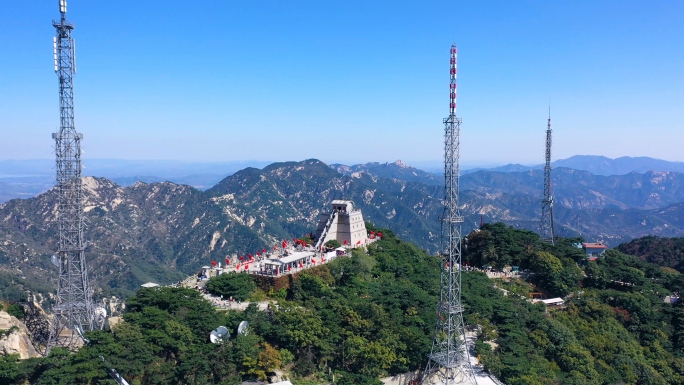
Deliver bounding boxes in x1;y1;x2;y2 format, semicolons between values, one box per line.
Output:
0;311;40;359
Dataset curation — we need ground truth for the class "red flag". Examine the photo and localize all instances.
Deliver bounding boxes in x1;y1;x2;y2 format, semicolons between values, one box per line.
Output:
274;245;277;251
262;248;266;254
256;252;261;257
293;237;297;242
248;253;253;259
343;239;348;245
239;255;244;261
370;231;375;235
225;257;230;265
312;259;316;265
288;265;291;271
236;263;240;270
299;261;303;268
282;241;287;248
211;260;217;267
357;240;361;245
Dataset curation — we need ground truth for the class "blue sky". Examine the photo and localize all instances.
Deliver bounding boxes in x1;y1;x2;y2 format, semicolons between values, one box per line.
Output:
1;1;683;167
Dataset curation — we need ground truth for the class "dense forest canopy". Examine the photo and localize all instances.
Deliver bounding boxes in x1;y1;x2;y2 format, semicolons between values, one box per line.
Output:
2;225;684;384
617;235;684;273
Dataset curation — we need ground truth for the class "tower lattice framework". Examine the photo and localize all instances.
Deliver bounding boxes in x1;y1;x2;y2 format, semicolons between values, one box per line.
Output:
539;109;555;244
47;0;96;352
422;44;477;385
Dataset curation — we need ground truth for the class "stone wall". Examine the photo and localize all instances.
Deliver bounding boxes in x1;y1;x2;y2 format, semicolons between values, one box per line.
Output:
254;272;301;293
0;311;40;359
380;370;420;385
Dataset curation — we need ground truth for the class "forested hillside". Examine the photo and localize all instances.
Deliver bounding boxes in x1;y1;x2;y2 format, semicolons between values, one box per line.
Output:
464;224;684;384
3;225;684;384
617;236;684;273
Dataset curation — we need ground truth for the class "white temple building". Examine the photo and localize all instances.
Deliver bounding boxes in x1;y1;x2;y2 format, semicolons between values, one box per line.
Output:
314;200;368;249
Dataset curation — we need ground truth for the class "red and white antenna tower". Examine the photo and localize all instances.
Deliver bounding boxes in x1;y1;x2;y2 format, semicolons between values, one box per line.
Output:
422;43;477;384
450;46;457;116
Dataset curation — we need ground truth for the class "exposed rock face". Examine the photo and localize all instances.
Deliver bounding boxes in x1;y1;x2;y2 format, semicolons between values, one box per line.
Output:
0;311;40;359
2;160;684;303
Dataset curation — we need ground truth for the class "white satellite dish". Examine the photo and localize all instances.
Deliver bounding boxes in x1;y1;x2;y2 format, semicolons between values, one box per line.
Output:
94;306;107;318
237;321;249;335
210;326;230;344
94;307;108;330
51;254;59;267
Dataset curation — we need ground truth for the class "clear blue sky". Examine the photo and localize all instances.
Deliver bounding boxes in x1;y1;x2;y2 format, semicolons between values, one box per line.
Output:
2;0;683;167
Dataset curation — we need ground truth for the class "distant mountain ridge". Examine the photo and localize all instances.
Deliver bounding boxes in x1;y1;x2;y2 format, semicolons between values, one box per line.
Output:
331;160;441;186
0;159;273;203
3;158;684;299
554;155;684;175
2;155;684;202
459;155;684;176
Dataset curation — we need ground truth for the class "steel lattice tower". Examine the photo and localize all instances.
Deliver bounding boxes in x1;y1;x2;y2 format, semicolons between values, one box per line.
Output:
422;44;477;385
538;108;555;245
47;0;96;352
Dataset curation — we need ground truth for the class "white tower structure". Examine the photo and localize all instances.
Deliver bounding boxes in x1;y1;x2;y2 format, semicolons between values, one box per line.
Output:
314;200;368;249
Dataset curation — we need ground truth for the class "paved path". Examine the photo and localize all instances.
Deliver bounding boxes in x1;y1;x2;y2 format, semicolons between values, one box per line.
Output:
466;334;505;385
201;293;273;311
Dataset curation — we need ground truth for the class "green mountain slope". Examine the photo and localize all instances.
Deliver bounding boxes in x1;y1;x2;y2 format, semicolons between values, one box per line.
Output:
4;226;684;384
617;235;684;273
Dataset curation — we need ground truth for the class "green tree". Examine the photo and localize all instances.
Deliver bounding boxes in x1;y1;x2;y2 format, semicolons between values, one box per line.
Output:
206;272;257;301
7;303;24;319
325;239;342;249
0;354;20;384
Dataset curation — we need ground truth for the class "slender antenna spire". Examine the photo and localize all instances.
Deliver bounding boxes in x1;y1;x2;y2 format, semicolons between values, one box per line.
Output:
539;103;556;244
421;43;477;385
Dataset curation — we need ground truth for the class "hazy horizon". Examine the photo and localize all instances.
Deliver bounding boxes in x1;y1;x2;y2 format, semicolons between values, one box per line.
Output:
1;154;682;176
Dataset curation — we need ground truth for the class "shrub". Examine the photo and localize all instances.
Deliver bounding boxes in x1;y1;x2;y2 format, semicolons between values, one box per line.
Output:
325;239;341;249
206;272;256;301
7;304;24;320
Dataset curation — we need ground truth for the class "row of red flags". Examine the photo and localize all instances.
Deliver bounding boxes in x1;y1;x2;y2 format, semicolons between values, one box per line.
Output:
210;232;383;267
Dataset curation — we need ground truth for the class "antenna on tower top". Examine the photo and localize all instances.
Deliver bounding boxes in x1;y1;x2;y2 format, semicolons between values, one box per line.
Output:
59;0;67;17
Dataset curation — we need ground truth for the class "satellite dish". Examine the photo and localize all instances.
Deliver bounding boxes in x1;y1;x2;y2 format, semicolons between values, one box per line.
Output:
210;326;230;344
94;307;107;318
93;307;107;330
237;321;249;335
51;254;59;267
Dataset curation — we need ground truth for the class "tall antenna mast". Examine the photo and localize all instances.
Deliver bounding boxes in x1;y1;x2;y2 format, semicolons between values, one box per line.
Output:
422;43;477;385
539;105;555;244
47;0;97;352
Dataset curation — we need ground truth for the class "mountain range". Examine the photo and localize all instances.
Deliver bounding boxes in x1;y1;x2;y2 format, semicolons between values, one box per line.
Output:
2;155;684;203
2;157;684;299
463;155;684;176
